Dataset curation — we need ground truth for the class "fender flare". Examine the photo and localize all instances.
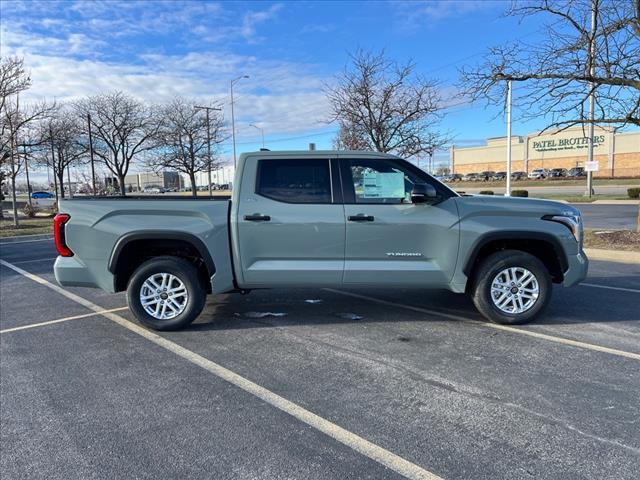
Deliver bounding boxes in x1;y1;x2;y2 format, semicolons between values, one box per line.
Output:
108;231;216;276
462;231;569;277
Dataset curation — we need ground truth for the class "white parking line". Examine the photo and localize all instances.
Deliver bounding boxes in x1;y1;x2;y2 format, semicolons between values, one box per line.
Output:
325;289;640;361
0;238;52;244
581;283;640;294
0;307;129;334
0;258;441;480
12;257;58;265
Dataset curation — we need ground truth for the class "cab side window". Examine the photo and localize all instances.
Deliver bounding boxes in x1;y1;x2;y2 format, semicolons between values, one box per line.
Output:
345;158;424;204
256;159;332;203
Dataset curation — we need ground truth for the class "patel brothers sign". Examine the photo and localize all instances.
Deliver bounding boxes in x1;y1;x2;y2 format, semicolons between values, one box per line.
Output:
532;134;605;152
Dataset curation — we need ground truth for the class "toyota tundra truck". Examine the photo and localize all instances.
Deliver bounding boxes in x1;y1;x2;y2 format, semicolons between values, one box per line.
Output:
53;150;588;330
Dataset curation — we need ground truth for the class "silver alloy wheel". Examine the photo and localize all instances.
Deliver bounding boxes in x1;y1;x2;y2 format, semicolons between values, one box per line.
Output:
490;267;539;314
140;273;188;320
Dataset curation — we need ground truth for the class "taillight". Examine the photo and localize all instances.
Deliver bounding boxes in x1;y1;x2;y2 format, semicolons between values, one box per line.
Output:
53;213;73;257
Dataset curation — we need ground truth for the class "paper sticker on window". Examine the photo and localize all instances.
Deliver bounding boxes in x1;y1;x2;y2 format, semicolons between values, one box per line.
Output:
361;172;405;198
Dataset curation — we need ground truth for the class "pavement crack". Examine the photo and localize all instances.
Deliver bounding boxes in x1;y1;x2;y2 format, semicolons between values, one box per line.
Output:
501;402;640;457
270;327;640;457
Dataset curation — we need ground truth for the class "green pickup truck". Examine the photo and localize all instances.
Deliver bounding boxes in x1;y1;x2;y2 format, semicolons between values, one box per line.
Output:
54;150;588;330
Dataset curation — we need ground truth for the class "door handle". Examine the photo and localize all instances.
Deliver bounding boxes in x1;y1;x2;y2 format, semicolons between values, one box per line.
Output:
244;214;271;222
348;214;374;222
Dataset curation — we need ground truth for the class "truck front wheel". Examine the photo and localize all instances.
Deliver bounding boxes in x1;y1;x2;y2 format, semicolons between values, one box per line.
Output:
127;256;206;331
470;250;552;325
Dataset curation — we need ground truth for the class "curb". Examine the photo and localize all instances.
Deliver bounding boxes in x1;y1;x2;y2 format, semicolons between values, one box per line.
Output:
584;248;640;264
0;234;53;244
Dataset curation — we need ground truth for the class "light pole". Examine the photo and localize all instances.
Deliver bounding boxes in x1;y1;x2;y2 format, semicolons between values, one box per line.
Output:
249;123;265;149
505;80;513;197
87;113;96;195
231;75;249;169
194;105;222;196
585;1;597;198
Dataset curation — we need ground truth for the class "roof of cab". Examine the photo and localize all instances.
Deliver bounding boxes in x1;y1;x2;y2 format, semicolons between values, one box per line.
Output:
239;150;400;160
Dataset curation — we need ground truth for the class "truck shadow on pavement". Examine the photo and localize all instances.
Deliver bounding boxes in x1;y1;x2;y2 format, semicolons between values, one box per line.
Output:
185;281;639;332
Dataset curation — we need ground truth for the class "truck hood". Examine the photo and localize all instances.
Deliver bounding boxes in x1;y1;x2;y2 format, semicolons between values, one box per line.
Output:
453;194;581;219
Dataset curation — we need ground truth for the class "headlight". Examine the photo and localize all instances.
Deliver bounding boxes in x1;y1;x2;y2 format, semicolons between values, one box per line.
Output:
543;213;582;242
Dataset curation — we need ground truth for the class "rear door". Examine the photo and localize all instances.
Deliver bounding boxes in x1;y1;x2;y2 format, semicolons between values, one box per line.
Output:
235;156;345;287
340;156;460;286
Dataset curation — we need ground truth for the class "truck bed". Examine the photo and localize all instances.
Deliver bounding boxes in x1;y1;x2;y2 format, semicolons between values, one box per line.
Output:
55;197;236;295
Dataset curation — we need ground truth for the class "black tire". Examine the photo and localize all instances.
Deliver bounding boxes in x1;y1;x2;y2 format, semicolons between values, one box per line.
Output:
470;250;552;325
126;256;206;331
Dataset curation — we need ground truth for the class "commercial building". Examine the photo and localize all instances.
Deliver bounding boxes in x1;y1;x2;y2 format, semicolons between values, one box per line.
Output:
451;126;640;177
124;172;184;191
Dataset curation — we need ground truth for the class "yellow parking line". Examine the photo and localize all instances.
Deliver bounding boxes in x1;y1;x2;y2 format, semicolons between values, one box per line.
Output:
0;307;129;334
0;259;442;480
325;289;640;361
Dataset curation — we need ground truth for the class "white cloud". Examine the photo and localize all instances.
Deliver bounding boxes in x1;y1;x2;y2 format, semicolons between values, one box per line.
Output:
1;0;333;169
392;0;502;31
2;34;331;139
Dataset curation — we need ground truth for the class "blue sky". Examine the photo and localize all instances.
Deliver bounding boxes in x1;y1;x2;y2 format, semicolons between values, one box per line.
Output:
1;0;595;173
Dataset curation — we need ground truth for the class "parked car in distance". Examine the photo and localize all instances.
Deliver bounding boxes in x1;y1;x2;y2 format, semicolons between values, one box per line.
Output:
462;172;479;181
492;172;507;181
528;168;548;179
442;174;462;182
143;187;165;194
567;167;586;178
30;191;55;209
511;171;527;180
479;171;495;181
55;150;588;331
549;168;567;178
31;191;55;199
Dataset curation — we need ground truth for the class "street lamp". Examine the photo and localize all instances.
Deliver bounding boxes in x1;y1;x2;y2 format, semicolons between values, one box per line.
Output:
231;75;249;169
194;105;222;196
249;123;265;149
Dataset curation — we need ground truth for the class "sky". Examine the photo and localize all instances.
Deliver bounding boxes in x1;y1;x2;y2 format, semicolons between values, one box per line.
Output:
2;0;628;181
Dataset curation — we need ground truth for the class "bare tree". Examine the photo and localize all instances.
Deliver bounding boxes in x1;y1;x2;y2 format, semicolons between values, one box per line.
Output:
0;56;31;131
332;119;370;151
326;49;447;158
37;108;87;199
76;91;160;196
459;0;640;130
1;57;31;220
151;98;226;197
1;96;55;225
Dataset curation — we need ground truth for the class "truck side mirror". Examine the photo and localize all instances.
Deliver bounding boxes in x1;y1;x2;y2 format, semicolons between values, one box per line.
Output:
411;183;437;204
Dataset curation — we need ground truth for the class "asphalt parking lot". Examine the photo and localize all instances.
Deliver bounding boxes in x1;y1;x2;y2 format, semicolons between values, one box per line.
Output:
1;239;639;479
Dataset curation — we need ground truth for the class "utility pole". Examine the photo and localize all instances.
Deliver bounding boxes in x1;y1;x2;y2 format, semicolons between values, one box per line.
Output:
505;80;513;197
231;75;249;169
249;124;265;149
194;105;222;196
50;125;58;203
585;0;597;198
67;162;73;198
23;143;32;207
87;113;96;195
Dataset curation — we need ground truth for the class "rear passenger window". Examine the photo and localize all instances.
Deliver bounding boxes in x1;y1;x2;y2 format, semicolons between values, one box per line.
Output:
256;159;332;203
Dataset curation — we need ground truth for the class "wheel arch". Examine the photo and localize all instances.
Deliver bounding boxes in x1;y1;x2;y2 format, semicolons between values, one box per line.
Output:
463;231;568;284
108;231;215;293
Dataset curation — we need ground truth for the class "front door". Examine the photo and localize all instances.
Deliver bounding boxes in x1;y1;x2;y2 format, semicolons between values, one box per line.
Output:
340;156;460;286
236;156;345;287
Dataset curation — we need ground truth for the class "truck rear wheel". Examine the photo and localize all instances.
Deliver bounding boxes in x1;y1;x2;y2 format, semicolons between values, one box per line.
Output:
470;250;552;325
127;256;206;331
